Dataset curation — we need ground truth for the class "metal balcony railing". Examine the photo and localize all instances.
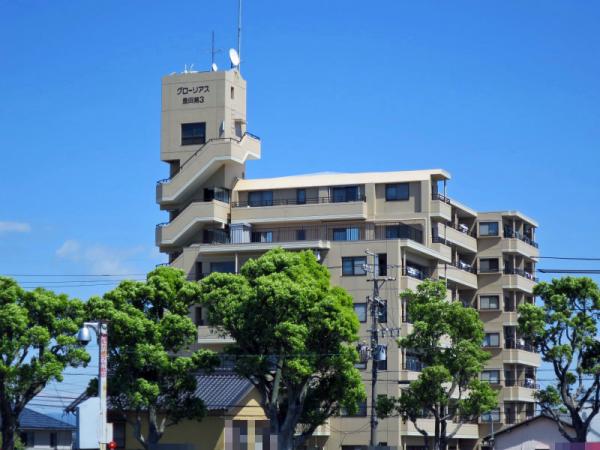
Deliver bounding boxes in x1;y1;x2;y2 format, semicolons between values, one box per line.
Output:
504;228;539;248
505;339;536;353
432;193;451;204
404;357;426;372
232;195;366;208
504;268;539;282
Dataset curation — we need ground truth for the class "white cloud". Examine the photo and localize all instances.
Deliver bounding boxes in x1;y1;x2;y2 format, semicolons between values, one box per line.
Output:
0;221;31;234
56;240;146;275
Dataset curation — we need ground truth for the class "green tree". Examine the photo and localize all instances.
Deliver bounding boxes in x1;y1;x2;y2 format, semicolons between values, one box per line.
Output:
518;277;600;442
199;248;365;450
85;267;219;450
377;280;497;450
0;277;90;450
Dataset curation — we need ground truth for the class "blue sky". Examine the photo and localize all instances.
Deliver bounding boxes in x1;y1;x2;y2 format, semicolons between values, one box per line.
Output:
1;1;599;412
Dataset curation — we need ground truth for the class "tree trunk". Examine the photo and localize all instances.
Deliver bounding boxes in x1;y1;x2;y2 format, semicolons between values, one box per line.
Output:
1;411;17;450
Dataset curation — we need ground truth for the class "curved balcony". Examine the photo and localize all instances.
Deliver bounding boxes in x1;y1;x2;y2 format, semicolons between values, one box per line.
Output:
156;134;261;207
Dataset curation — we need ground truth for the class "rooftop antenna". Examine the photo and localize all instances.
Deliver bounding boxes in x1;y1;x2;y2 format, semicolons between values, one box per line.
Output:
211;31;220;71
237;0;242;71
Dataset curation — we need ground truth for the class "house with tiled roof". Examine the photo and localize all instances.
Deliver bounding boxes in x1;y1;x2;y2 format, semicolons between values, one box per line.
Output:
18;408;74;450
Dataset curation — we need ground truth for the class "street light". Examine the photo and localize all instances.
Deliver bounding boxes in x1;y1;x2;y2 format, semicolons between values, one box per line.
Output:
77;321;109;450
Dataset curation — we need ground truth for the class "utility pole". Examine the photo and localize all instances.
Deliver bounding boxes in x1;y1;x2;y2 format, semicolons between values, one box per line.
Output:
364;250;393;449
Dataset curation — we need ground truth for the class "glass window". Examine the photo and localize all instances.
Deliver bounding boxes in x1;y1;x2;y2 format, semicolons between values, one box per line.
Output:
194;306;205;326
333;227;360;241
483;333;500;347
342;257;367;276
479;258;499;273
479;295;500;310
385;183;409;201
481;370;500;384
479;222;499;236
248;191;273;207
210;261;236;273
251;231;273;243
296;229;306;241
341;400;368;417
204;187;230;203
354;303;367;322
332;186;360;202
296;189;306;205
181;122;206;145
377;253;387;276
50;433;57;448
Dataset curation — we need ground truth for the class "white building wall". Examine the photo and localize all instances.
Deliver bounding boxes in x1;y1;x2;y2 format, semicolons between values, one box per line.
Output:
495;418;572;450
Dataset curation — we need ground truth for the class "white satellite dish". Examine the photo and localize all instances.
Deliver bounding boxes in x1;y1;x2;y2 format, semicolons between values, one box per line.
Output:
211;63;218;72
229;48;240;67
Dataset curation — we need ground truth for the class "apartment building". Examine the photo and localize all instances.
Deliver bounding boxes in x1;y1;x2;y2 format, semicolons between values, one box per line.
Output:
155;68;540;450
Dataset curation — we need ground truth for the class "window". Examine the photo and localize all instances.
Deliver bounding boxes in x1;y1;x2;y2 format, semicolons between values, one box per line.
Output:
354;303;367;322
483;333;500;348
333;227;360;241
204;187;230;203
479;258;499;273
385;224;422;243
341;399;368;417
479;222;499;236
210;261;236;273
479;295;500;310
342;257;367;276
50;432;57;448
194;306;205;326
481;409;500;422
232;421;248;450
248;191;273;207
235;120;243;138
385;183;409;201
332;186;360;202
378;300;387;323
181;122;206;145
20;432;33;447
377;357;387;370
377;253;387;276
296;229;306;241
251;231;273;243
296;189;306;205
481;370;500;384
195;261;203;280
230;86;235;99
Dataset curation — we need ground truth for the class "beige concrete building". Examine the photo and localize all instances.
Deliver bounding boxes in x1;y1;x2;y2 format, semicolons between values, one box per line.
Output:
156;69;540;450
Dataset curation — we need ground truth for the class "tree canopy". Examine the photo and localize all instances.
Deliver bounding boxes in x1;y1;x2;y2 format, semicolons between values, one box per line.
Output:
377;280;497;450
199;248;365;450
519;276;600;442
0;277;90;450
85;267;219;450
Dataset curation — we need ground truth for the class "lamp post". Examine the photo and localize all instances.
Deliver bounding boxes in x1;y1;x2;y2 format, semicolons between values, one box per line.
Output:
77;321;109;450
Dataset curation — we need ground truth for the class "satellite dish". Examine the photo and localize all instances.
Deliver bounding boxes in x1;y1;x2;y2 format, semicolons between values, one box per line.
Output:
229;48;240;67
211;63;218;72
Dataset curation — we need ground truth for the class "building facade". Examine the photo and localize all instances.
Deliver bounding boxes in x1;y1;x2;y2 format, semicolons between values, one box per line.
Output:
155;69;540;450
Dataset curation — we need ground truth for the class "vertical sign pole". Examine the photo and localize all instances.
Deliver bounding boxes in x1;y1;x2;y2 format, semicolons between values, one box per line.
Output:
99;323;108;450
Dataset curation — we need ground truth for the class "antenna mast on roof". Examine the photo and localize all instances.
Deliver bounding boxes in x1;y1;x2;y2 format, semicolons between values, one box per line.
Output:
210;31;220;71
237;0;242;71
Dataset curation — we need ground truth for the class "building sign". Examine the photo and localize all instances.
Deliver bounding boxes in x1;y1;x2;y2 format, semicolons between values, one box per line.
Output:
177;85;210;105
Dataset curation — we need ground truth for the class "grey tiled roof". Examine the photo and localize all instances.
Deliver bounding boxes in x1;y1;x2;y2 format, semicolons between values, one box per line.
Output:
194;371;254;411
19;408;75;430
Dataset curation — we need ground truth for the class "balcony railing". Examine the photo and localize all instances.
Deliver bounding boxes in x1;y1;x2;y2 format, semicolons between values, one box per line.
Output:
232;195;366;208
432;193;451;204
202;223;424;246
505;339;536;353
402;266;429;280
450;260;476;273
504;268;539;282
505;378;539;389
404;357;426;372
504;228;539;248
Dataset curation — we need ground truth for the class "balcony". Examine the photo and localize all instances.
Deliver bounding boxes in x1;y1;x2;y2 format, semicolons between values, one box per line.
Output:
503;380;538;402
156;134;261;207
155;200;229;248
503;340;541;366
435;222;477;253
430;193;452;221
431;236;452;262
503;230;540;258
503;268;538;293
440;261;478;289
231;195;368;224
401;418;479;439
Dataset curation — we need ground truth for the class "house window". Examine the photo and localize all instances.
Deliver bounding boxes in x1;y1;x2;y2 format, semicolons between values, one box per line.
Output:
481;370;500;384
332;186;360;202
377;253;387;276
479;259;499;273
50;432;57;448
296;189;306;205
248;191;273;207
181;122;206;146
341;400;368;417
232;421;248;450
385;183;409;201
481;409;501;422
296;229;306;241
342;257;367;276
479;222;499;236
354;303;367;323
479;295;500;310
251;231;273;243
483;333;500;348
210;261;236;273
333;227;360;241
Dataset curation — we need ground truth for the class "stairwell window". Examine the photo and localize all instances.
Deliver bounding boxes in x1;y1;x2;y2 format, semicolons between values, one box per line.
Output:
479;295;500;310
483;333;500;348
181;122;206;145
479;258;499;273
479;221;499;236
